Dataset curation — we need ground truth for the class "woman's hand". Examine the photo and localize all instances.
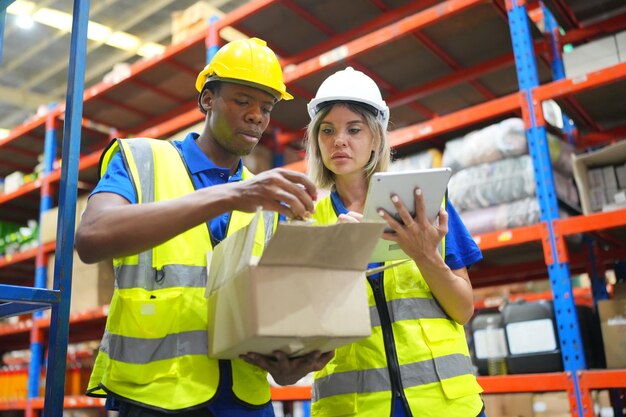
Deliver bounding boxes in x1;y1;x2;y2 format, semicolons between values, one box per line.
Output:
376;188;474;324
378;188;446;264
337;211;363;224
240;350;334;386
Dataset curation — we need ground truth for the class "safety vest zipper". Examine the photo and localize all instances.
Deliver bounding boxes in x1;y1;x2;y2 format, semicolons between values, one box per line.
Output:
367;274;412;417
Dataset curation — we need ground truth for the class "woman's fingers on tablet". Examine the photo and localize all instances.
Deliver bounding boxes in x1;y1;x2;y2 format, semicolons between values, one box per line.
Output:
413;188;426;224
391;194;414;227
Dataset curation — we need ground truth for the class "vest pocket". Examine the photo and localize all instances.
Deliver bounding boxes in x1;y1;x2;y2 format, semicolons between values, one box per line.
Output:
107;289;183;384
420;320;481;400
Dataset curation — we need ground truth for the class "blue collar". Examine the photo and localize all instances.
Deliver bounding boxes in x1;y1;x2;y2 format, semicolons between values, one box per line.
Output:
182;132;243;180
330;190;349;216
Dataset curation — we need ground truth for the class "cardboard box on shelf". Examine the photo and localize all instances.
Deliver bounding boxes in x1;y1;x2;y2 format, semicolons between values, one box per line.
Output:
47;251;114;315
205;210;384;359
40;195;89;245
171;1;214;45
572;141;626;214
533;392;571;417
482;393;534;417
563;36;620;79
597;298;626;369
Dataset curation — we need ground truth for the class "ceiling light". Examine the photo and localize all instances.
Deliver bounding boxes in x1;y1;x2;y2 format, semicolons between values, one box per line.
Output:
15;14;34;29
87;21;112;43
137;42;165;58
7;3;167;59
7;1;35;15
0;128;9;139
106;31;140;51
33;8;72;32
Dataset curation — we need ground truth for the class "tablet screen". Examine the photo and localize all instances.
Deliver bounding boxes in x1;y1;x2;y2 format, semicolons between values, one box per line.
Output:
363;168;452;230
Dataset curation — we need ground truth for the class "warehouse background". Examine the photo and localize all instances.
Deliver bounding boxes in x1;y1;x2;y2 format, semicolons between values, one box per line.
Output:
0;1;625;417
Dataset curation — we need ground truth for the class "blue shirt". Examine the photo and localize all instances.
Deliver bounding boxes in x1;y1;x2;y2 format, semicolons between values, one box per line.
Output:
95;132;274;417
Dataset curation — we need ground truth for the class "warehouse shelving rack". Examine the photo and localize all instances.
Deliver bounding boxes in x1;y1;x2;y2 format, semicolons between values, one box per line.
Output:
0;1;90;417
1;0;625;416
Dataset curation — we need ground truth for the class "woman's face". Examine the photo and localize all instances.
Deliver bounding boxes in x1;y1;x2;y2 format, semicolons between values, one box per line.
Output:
317;104;376;179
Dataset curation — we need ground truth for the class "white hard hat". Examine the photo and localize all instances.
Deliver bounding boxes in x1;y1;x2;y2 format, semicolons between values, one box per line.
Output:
307;67;389;130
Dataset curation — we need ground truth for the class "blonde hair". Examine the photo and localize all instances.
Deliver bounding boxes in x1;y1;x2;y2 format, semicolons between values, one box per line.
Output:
305;102;391;189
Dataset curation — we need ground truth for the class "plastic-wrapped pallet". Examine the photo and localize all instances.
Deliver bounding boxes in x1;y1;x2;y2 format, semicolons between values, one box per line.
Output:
458;197;540;235
448;155;579;212
441;118;574;175
458;197;570;235
390;148;442;171
442;118;527;172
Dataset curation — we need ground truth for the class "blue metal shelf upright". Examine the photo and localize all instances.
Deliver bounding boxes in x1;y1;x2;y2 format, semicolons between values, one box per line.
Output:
507;1;587;415
0;1;90;416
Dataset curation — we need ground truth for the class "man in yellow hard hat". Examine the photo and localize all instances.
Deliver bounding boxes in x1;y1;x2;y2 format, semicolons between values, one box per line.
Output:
76;37;333;417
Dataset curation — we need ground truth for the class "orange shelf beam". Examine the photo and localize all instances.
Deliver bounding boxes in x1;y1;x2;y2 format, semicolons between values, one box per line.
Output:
556;209;626;236
578;369;626;389
477;373;571;393
0;179;41;205
283;0;484;83
534;62;626;101
390;93;521;147
0;396;106;411
0;242;55;269
472;223;543;250
271;385;312;401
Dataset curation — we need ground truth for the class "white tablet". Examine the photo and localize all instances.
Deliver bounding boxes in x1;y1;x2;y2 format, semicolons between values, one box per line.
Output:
363;167;452;262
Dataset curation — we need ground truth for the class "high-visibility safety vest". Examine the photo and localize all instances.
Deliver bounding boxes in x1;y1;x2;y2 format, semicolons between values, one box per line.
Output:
86;138;277;412
310;196;483;417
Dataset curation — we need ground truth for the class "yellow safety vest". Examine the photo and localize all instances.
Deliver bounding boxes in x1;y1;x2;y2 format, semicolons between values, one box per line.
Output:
86;138;276;411
310;196;483;417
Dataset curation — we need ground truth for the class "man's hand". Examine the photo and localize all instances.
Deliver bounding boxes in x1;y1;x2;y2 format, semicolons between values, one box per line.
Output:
240;350;334;386
231;168;317;220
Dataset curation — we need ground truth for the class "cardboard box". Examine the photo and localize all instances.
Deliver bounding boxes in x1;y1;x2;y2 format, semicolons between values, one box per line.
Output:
205;210;384;359
614;282;626;300
572;141;626;214
47;250;114;314
171;1;213;44
564;36;620;79
40;195;89;244
533;392;571;417
597;298;626;369
482;393;534;417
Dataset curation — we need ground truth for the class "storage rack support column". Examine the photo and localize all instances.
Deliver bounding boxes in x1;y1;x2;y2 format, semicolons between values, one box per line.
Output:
507;1;587;416
0;1;90;416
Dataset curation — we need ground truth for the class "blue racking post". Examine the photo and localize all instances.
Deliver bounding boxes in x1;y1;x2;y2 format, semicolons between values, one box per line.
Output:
206;15;220;64
507;1;586;415
0;0;16;64
43;0;90;415
26;114;59;404
0;0;89;416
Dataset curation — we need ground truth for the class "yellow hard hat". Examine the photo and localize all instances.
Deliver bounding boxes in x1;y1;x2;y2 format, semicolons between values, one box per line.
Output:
195;37;293;101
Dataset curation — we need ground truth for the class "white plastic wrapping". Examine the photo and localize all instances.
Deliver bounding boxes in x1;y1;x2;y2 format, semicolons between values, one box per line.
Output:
448;155;579;212
441;118;574;175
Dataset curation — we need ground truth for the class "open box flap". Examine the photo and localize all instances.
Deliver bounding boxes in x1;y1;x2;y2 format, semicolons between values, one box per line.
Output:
258;221;385;271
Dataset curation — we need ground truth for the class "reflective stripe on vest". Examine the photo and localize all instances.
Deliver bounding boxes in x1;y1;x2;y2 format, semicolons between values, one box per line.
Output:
368;296;447;327
313;353;473;398
102;329;208;364
310;195;483;417
88;138;276;411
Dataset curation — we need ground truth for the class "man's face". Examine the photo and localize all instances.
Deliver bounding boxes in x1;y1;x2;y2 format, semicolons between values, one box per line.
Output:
204;82;276;156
